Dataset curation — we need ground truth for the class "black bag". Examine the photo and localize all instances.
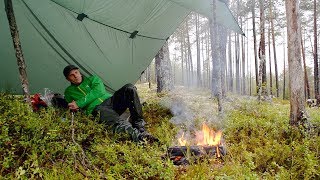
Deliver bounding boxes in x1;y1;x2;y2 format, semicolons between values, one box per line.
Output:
51;93;68;109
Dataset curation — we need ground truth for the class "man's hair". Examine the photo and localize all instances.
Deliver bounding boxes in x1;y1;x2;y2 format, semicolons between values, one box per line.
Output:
63;65;79;78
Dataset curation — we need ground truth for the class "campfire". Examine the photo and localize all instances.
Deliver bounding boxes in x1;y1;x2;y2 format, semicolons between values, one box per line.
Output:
167;123;226;165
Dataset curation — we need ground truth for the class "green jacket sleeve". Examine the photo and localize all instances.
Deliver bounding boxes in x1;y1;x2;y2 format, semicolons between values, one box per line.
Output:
76;76;106;108
64;91;72;103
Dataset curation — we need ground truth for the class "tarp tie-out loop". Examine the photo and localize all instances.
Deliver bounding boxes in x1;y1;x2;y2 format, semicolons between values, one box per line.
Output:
129;31;139;39
77;13;88;21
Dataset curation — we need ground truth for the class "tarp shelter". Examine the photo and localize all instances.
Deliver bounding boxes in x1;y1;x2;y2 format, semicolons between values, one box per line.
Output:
0;0;243;94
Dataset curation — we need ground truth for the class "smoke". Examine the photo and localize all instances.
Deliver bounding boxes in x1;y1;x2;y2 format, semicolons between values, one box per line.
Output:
165;97;195;130
159;86;227;145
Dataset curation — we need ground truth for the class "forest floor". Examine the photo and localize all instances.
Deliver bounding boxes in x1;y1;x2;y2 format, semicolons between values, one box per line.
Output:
0;83;319;179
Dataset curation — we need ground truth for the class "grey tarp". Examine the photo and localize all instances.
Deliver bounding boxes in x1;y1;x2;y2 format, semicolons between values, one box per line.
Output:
0;0;242;94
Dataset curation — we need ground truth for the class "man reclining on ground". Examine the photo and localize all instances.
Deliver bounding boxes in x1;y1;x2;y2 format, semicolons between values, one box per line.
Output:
63;65;159;143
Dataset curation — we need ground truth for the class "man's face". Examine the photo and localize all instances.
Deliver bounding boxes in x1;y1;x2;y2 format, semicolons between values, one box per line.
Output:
67;69;82;85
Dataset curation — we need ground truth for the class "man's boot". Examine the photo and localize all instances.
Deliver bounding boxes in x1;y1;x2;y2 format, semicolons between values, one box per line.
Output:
138;132;159;143
132;118;146;133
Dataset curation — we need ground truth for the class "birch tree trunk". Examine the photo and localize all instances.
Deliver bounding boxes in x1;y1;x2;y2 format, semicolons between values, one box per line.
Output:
285;0;307;126
5;0;31;104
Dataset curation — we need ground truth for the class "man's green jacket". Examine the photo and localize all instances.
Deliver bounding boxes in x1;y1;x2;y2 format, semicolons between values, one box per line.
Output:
64;75;113;115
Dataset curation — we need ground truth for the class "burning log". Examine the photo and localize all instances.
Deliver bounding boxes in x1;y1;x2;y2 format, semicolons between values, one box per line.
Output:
165;123;226;165
166;145;227;165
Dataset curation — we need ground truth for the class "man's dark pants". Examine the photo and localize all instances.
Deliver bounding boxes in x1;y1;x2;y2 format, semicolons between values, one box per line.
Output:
94;84;146;141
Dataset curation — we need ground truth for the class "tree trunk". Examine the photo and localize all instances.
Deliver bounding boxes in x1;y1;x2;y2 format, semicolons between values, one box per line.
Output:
186;20;193;86
283;40;286;100
219;19;228;97
252;0;259;94
241;17;246;95
236;0;240;94
5;0;31;104
220;29;227;97
183;33;189;86
228;33;233;92
196;14;202;87
221;0;230;96
201;26;206;87
180;36;184;85
235;33;240;94
155;41;173;93
314;0;319;99
247;21;251;96
268;24;273;96
258;0;267;101
207;29;211;89
285;0;307;126
301;33;311;99
147;66;151;89
210;0;222;112
269;0;279;97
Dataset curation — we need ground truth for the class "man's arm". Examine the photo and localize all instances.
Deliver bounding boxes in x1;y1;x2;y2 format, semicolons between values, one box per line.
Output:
64;90;73;103
75;75;107;108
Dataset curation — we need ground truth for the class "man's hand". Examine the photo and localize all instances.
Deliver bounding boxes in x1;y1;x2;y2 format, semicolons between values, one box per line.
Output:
68;101;79;111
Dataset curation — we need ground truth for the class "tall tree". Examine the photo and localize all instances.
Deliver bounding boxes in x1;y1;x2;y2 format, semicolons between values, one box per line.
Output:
228;33;233;92
219;26;228;97
314;0;319;99
285;0;307;126
252;0;259;94
283;39;286;100
235;0;241;94
196;14;202;87
301;33;311;99
269;0;279;97
268;24;273;96
210;0;223;112
219;0;229;97
180;34;184;85
5;0;31;104
186;19;193;86
241;17;246;95
155;41;173;93
147;66;151;89
258;0;267;100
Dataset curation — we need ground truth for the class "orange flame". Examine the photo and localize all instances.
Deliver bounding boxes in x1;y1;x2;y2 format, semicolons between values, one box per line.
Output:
177;123;222;146
196;124;222;146
178;132;187;146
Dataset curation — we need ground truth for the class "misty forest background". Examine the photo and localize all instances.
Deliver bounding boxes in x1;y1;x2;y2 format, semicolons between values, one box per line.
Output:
141;0;318;101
